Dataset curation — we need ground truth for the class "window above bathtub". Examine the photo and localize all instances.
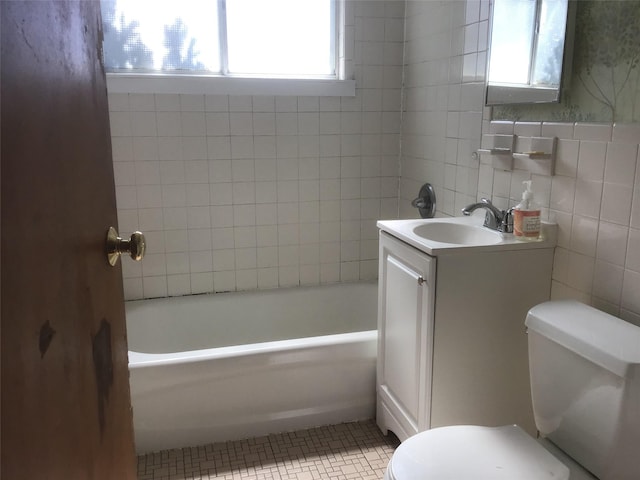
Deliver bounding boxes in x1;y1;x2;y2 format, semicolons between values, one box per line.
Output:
101;0;355;96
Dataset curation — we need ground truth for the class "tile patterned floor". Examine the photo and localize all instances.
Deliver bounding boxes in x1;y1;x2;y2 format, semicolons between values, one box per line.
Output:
137;420;399;480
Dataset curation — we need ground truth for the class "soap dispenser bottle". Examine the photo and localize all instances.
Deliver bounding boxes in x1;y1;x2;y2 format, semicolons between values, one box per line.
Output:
513;181;541;240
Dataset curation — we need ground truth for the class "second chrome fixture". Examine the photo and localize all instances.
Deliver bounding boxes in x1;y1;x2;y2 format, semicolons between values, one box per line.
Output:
462;198;514;233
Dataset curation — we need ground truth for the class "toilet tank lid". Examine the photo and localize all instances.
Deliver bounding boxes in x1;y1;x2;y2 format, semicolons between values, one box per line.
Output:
526;300;640;378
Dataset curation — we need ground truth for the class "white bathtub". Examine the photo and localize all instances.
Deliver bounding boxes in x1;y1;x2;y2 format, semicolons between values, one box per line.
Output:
126;282;378;453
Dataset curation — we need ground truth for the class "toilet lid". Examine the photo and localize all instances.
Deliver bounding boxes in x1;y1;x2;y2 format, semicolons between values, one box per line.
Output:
389;425;570;480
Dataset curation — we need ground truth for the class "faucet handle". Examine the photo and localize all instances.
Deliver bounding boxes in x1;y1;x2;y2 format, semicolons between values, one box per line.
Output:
412;183;436;218
500;207;515;233
411;197;427;209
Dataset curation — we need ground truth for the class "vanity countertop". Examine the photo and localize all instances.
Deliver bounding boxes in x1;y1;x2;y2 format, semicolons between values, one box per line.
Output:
377;213;557;256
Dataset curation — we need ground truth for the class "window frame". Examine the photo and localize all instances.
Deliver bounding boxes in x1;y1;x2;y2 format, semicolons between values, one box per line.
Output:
104;0;355;97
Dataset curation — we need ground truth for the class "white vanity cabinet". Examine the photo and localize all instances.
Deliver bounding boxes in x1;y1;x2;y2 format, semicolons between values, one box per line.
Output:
377;232;436;439
376;229;554;441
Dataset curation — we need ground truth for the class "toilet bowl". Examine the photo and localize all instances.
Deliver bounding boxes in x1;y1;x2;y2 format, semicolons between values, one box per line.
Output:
384;425;597;480
383;300;640;480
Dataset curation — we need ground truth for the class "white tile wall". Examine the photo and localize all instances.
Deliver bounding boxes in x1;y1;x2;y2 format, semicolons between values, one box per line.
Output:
110;0;640;326
398;0;640;324
399;0;489;218
479;121;640;325
110;0;404;300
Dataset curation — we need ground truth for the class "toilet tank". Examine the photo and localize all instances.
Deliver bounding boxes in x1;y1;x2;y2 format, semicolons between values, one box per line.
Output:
526;300;640;480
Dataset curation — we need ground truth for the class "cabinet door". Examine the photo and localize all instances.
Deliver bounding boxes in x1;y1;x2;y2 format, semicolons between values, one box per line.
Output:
377;233;435;439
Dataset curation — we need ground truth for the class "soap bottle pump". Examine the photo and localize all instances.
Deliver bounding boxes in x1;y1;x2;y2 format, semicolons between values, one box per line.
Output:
513;180;541;240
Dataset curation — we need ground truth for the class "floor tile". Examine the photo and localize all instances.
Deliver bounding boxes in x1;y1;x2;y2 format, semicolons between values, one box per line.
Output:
137;420;399;480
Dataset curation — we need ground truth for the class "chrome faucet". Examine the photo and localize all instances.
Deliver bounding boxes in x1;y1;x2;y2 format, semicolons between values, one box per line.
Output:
462;198;513;233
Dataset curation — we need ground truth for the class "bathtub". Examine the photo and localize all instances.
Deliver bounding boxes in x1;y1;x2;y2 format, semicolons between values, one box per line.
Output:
126;282;378;453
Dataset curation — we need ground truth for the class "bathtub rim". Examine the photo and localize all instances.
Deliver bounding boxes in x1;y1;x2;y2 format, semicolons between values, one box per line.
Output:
129;329;378;369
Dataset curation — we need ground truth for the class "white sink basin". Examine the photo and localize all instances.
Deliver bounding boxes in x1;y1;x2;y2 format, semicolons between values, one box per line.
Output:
412;222;502;245
377;216;557;255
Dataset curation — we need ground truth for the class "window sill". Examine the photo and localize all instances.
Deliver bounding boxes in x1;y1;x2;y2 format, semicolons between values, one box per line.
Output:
106;73;356;97
485;84;560;105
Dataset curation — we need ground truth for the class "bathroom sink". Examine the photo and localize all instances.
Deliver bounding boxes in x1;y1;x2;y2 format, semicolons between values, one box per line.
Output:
377;215;557;255
412;222;502;245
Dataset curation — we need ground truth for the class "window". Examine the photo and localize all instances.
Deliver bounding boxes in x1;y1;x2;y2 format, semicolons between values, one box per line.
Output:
101;0;337;79
486;0;573;105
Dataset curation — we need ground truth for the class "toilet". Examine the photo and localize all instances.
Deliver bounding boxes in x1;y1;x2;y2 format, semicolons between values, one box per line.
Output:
384;300;640;479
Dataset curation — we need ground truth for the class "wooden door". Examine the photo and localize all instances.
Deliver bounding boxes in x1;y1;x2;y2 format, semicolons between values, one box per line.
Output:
1;1;136;478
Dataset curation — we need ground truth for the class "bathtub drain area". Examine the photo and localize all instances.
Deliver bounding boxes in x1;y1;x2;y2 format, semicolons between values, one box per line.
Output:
136;420;398;480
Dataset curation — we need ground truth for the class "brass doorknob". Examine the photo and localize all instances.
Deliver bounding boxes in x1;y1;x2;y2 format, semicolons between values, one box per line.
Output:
106;227;146;266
